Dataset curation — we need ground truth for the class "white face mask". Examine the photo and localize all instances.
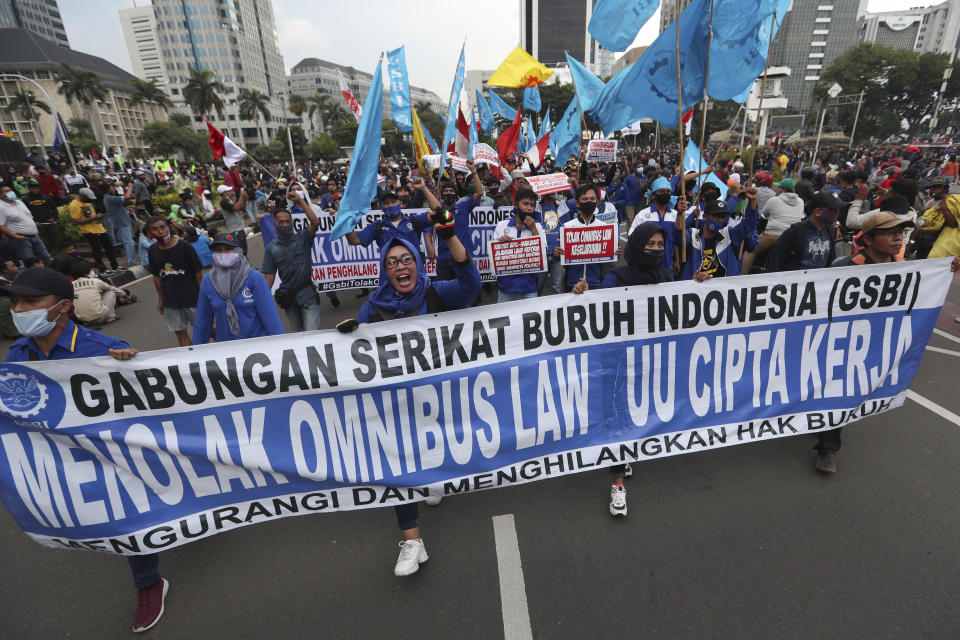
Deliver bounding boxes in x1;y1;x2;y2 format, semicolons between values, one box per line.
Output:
214;252;240;268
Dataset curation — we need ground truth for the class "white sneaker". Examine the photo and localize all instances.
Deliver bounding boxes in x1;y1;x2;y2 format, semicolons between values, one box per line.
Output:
609;485;627;517
394;539;428;576
623;463;633;478
424;491;442;506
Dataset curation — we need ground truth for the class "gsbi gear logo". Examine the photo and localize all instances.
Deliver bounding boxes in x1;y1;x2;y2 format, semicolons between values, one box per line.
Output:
0;364;66;427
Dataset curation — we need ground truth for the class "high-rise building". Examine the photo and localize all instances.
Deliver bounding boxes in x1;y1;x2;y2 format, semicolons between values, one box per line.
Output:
0;0;68;48
119;6;167;92
120;0;287;147
286;57;444;130
519;0;616;77
768;0;868;113
858;1;960;57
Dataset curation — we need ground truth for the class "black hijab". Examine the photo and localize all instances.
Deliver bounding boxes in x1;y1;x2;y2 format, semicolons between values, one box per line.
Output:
609;221;672;286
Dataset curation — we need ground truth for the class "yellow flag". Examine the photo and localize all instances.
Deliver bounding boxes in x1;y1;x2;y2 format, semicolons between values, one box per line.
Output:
411;107;431;175
487;46;554;88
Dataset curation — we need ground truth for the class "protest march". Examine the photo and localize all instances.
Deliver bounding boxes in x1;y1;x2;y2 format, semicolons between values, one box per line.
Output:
4;0;960;636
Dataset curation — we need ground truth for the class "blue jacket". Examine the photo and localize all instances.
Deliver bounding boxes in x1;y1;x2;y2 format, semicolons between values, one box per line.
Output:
495;216;542;294
193;269;285;343
673;205;759;280
620;173;646;207
191;237;214;268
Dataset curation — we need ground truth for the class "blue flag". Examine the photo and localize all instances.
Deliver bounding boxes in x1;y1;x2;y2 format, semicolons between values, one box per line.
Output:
706;0;790;101
488;89;518;120
683;139;728;201
525;118;536;154
553;98;581;165
588;0;658;52
522;86;541;112
330;59;383;242
422;121;439;154
469;111;478;159
539;106;551;139
386;46;413;132
440;44;466;176
475;90;495;134
591;0;710;130
565;53;605;114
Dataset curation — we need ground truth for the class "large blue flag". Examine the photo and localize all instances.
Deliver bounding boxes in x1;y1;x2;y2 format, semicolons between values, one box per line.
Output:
683;139;728;201
469;111;478;159
386;46;413;132
706;0;790;101
475;90;495;134
440;44;466;176
330;59;383;241
565;53;606;113
422;120;439;154
488;89;518;120
522;86;541;112
524;118;536;154
588;0;658;52
539;105;551;139
553;98;581;165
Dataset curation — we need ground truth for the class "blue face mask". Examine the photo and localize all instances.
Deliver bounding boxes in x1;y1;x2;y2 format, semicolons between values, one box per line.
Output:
12;301;65;338
383;204;402;218
4;191;17;201
705;218;727;234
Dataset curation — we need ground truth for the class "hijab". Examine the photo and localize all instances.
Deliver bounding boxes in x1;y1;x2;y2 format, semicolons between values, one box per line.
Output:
209;247;251;334
367;238;432;317
609;222;671;286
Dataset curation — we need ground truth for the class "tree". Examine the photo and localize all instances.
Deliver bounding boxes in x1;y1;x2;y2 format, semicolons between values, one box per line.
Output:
65;117;97;155
238;88;271;144
305;133;339;160
183;68;226;120
4;89;51;143
414;101;444;144
168;112;192;127
332;120;358;148
56;63;107;142
288;93;308;135
128;78;173;110
308;92;334;133
814;43;949;141
140;120;211;161
381;119;405;157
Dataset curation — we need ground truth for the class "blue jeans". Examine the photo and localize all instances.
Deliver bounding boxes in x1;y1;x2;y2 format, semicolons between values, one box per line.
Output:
538;255;563;296
282;296;322;332
128;553;160;590
113;225;136;264
497;289;537;303
395;503;419;530
12;235;50;266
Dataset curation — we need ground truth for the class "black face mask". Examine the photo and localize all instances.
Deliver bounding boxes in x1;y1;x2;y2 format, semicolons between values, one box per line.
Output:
579;201;597;217
277;225;294;240
442;193;457;206
639;249;665;269
653;193;670;206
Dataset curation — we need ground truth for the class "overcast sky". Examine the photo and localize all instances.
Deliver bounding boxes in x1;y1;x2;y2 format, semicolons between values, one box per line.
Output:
62;0;937;98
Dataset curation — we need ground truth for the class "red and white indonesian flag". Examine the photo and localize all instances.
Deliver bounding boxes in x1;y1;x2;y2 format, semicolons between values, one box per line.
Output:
455;106;470;159
206;120;247;168
683;108;694;136
338;68;363;122
526;131;551;170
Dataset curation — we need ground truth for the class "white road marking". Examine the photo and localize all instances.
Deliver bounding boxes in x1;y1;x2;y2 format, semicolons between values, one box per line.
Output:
492;514;533;640
925;345;960;357
933;328;960;345
908;390;960;427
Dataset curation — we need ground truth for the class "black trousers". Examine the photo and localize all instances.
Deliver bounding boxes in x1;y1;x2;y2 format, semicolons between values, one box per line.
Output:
816;428;842;453
84;232;117;270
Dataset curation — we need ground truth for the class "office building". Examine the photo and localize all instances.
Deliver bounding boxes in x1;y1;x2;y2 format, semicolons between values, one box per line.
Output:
612;46;646;75
519;0;616;77
858;1;960;57
120;0;287;147
287;57;444;129
0;0;68;47
0;28;168;151
119;6;167;92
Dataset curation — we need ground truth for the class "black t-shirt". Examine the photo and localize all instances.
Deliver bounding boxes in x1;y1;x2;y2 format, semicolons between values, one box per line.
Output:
21;192;58;223
699;236;727;278
148;239;202;308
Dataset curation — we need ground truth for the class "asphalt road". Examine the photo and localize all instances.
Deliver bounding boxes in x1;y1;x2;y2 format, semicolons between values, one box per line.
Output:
3;232;960;639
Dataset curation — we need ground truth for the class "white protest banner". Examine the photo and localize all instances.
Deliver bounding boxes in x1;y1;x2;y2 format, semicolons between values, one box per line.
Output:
585;139;618;162
471;143;500;167
0;260;950;554
489;235;547;276
526;173;574;196
424;154;469;173
560;222;619;265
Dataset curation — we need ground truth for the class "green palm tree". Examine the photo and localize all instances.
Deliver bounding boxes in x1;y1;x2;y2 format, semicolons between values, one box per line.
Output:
238;88;271;144
56;63;107;143
168;112;192;127
4;89;51;145
308;92;336;133
182;68;225;120
128;78;173;110
288;93;307;130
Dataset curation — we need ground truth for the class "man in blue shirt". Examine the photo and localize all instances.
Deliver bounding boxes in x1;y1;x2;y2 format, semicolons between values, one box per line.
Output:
425;161;483;281
2;267;169;633
346;191;435;258
492;188;544;302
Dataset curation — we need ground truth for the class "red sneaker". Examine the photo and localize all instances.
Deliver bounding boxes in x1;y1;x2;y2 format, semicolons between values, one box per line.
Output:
133;577;169;633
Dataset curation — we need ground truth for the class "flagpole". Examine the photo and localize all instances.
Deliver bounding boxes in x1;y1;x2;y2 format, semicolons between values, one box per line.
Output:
692;0;715;214
723;103;744;146
749;11;777;175
564;51;591;164
674;0;686;263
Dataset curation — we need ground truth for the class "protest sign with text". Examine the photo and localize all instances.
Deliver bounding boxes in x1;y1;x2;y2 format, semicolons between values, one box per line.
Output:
526;173;574;196
471;143;500;167
0;260;950;554
585;139;618;162
560;222;618;265
489;235;547;276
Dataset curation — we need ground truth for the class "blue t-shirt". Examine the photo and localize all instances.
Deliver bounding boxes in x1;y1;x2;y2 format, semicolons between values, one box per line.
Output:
356;213;432;251
262;228;316;305
437;198;476;262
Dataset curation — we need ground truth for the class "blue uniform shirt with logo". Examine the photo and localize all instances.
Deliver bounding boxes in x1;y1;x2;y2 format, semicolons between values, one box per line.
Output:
193;270;285;343
6;321;130;362
356;212;432;251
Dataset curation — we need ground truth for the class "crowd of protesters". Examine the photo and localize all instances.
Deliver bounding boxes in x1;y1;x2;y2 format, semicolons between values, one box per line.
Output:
4;136;960;632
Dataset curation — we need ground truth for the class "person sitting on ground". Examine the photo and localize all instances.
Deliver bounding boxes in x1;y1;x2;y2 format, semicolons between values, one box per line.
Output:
70;260;133;325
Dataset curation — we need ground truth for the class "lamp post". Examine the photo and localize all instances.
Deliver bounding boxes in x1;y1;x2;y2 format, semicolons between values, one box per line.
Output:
0;73;76;171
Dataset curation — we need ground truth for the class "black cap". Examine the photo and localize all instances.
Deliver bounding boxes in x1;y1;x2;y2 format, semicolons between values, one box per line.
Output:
210;232;243;249
704;200;729;218
809;190;846;211
0;267;74;301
